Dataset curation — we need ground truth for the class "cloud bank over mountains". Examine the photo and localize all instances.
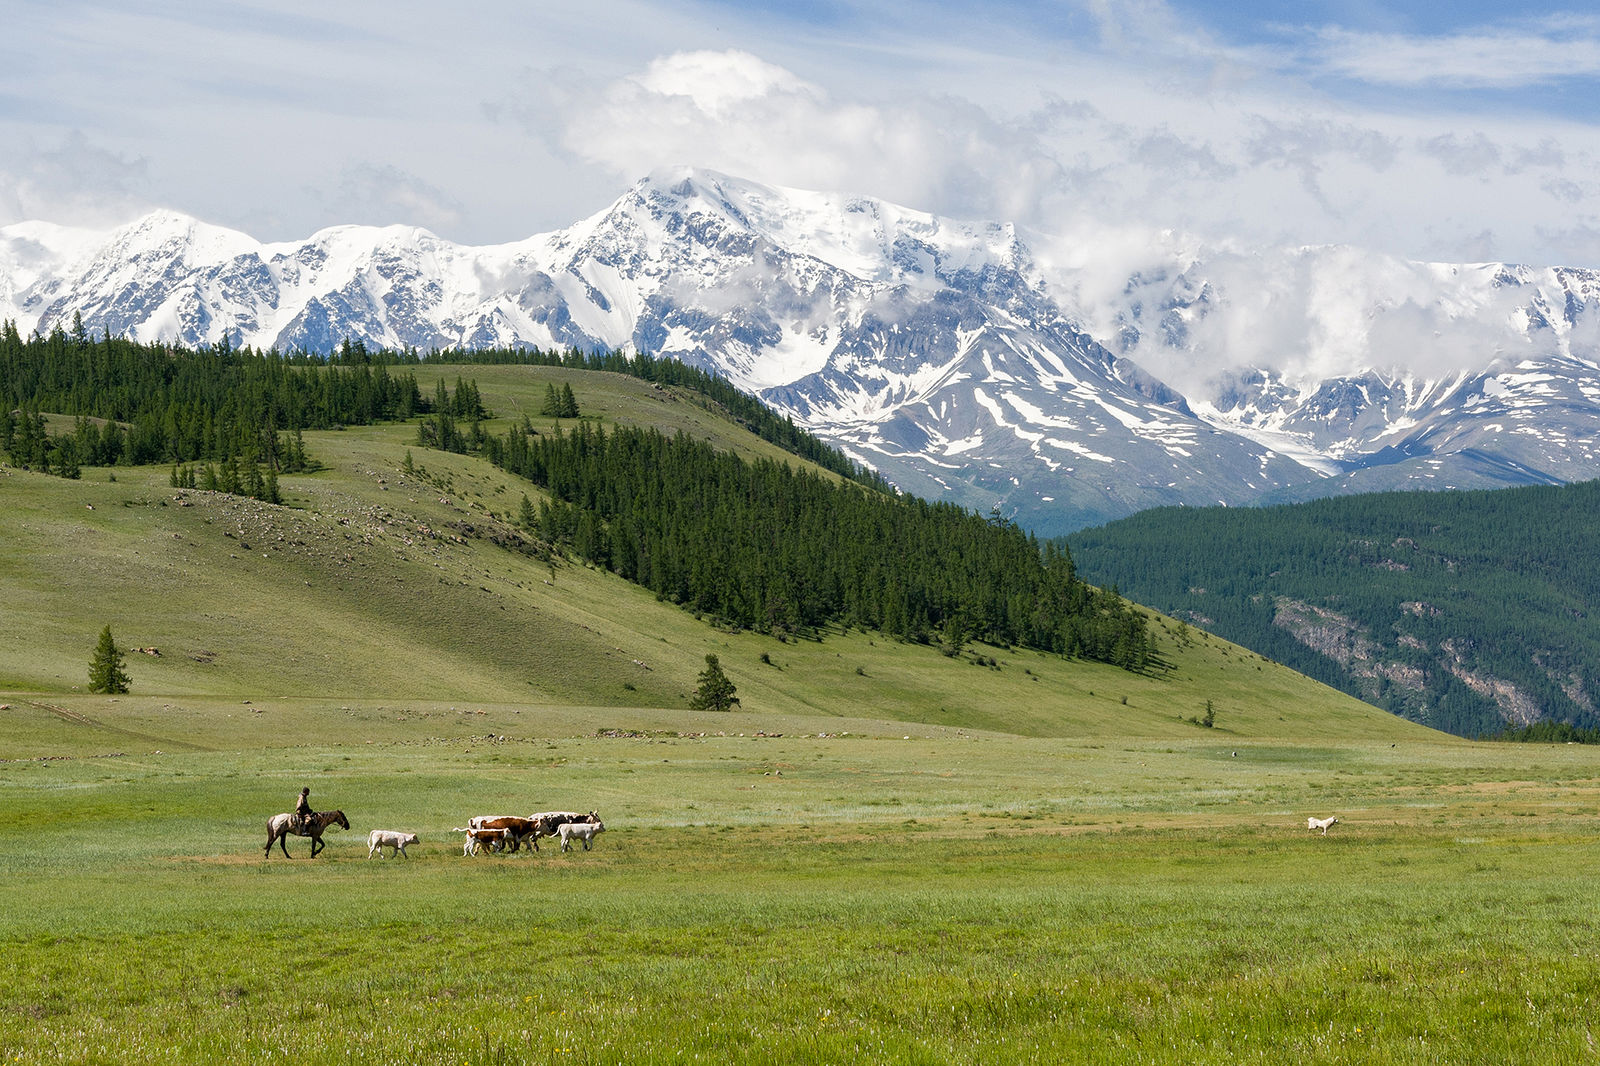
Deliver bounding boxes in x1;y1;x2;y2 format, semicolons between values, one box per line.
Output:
4;0;1599;278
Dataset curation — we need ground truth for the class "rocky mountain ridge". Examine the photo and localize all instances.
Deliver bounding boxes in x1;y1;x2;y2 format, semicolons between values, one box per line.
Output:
5;167;1599;533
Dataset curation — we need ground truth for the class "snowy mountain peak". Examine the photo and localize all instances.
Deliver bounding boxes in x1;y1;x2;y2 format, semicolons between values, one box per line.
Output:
105;209;256;262
4;171;1600;532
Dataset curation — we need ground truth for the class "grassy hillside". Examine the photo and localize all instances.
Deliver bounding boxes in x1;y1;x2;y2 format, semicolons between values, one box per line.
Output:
14;362;1600;1063
1069;483;1600;738
0;361;1425;746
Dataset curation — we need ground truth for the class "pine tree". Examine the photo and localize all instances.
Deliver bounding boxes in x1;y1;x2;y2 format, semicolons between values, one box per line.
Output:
688;653;740;712
558;382;580;418
87;625;131;694
540;383;562;417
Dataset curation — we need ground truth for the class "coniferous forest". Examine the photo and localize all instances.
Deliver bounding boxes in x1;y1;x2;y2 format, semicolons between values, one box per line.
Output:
1069;483;1600;736
1;322;1153;671
427;343;886;490
0;317;424;499
466;418;1152;666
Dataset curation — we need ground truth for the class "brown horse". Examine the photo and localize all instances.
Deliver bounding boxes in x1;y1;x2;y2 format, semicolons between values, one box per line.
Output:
264;809;350;858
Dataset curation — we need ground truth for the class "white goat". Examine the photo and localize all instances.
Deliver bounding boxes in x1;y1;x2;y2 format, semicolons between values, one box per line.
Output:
1307;815;1340;835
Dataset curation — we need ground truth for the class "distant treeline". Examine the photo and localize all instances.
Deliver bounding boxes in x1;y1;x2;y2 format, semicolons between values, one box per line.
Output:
462;417;1154;668
417;344;887;492
1;320;880;493
1069;483;1600;737
1491;721;1600;744
0;317;429;496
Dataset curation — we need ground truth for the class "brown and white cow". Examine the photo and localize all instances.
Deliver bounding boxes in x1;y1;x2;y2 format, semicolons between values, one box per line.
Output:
453;825;511;856
467;814;543;852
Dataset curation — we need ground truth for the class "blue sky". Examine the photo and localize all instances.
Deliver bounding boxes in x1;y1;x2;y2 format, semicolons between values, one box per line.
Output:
3;0;1598;267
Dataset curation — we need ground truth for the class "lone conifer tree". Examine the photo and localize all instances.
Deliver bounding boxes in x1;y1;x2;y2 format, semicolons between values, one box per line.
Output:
688;653;739;711
88;626;131;694
540;383;563;417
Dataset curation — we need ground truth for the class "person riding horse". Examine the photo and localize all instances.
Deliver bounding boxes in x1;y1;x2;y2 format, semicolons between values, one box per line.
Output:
292;787;313;833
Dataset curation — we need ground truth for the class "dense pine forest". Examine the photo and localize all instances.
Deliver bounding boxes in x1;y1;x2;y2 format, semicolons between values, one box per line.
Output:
1069;483;1600;736
0;317;429;497
450;418;1153;666
1;322;1153;671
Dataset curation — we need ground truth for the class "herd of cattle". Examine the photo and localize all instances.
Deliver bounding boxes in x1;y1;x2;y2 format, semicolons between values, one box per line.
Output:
363;810;605;860
295;806;1340;860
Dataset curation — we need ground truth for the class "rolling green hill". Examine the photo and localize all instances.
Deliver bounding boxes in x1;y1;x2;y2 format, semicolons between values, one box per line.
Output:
0;359;1427;750
1069;482;1600;737
23;356;1600;1065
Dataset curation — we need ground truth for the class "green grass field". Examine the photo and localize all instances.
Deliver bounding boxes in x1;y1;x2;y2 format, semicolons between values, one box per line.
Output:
4;364;1597;1063
6;727;1600;1064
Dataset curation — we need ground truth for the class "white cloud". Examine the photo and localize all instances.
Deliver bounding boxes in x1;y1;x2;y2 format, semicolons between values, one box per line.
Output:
1308;22;1600;89
559;49;1063;228
5;0;1600;284
319;164;464;235
631;50;819;117
1419;133;1503;177
0;132;152;227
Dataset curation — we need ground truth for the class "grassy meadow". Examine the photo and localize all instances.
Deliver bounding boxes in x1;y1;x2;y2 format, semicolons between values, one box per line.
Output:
4;363;1599;1062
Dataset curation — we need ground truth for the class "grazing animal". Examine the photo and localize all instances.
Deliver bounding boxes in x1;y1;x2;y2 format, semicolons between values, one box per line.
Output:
1307;815;1340;835
453;825;511;856
367;829;419;859
531;810;600;847
558;819;606;852
264;809;350;858
467;815;543;852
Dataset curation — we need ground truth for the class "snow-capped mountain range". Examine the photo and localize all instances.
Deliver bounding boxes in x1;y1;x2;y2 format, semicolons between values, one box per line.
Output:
6;166;1600;534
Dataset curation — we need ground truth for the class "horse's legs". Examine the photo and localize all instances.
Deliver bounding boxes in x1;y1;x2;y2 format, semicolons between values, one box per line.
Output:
310;834;323;858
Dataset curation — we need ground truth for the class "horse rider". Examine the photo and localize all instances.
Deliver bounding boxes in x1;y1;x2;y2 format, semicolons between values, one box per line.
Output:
293;786;313;832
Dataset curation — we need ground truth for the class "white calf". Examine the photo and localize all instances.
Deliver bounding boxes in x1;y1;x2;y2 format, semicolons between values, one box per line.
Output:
368;829;420;859
558;819;605;852
1307;815;1339;835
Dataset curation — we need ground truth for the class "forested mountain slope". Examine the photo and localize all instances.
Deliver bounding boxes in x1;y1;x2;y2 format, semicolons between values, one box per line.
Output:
1;327;1154;672
0;337;1426;742
1069;483;1600;737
